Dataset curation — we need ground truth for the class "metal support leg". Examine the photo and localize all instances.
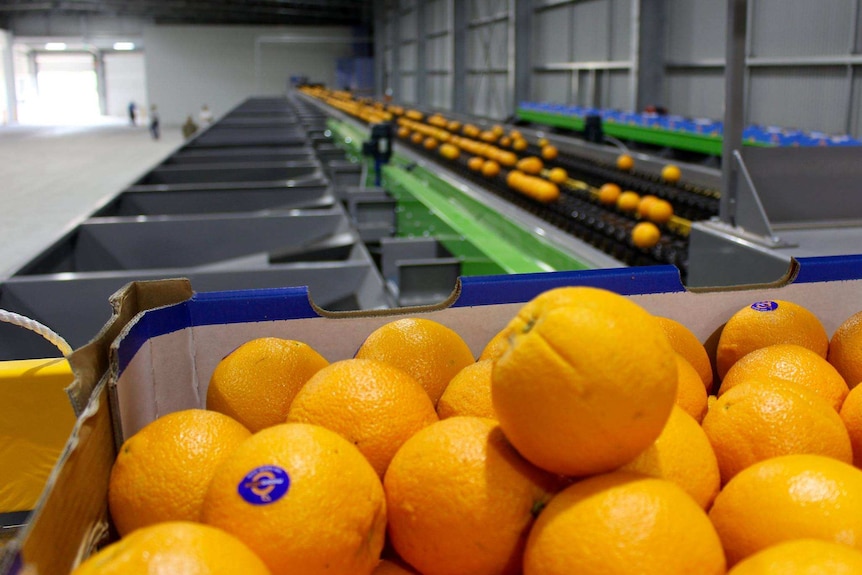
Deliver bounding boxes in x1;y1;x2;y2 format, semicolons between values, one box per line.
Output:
720;0;748;225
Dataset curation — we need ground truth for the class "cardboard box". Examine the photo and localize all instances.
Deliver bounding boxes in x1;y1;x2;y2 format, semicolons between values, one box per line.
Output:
5;255;862;574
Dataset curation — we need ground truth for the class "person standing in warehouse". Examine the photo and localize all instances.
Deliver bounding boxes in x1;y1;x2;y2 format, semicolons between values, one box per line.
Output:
149;105;160;140
128;101;137;126
182;115;198;140
199;104;213;127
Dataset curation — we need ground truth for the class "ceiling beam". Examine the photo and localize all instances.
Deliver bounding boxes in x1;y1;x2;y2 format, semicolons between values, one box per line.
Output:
0;0;369;25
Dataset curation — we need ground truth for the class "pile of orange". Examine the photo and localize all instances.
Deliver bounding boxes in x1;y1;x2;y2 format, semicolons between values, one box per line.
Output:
79;287;862;574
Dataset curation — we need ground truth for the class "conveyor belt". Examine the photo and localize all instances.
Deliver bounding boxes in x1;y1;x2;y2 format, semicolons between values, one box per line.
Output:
298;88;730;279
395;140;688;270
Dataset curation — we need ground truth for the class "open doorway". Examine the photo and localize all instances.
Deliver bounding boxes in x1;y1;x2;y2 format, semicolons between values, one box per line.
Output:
17;53;102;125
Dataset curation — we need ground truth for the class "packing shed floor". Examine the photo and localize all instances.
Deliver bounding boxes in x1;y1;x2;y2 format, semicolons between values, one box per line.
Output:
0;119;183;281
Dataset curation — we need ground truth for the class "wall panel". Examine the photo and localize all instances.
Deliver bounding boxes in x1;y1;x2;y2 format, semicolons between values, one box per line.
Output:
572;0;611;62
666;0;726;62
751;0;852;57
531;72;570;103
664;69;725;119
534;5;571;65
427;36;450;70
610;0;633;60
748;67;848;133
467;21;509;70
428;74;452;109
399;73;417;103
427;0;448;33
607;69;631;109
400;42;418;71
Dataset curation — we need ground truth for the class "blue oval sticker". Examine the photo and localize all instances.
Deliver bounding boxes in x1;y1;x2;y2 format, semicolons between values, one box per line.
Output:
750;300;779;312
237;465;290;505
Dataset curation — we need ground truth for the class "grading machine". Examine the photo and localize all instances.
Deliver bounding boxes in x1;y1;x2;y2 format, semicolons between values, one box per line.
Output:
297;87;862;296
3;89;861;361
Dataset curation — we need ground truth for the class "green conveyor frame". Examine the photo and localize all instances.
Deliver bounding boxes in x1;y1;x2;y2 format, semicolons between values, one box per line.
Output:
516;108;771;157
327;118;592;275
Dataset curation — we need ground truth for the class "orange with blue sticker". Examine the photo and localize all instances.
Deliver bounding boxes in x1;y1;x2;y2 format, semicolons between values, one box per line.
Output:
750;301;779;312
238;465;290;505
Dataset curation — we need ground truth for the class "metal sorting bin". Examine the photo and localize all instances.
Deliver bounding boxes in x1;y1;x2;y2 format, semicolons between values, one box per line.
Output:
0;95;395;361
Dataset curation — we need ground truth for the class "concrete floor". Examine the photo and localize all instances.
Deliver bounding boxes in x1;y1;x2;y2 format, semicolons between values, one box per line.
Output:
0;119;183;280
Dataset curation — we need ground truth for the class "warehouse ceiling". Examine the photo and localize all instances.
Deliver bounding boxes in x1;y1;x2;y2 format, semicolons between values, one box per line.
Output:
0;0;372;27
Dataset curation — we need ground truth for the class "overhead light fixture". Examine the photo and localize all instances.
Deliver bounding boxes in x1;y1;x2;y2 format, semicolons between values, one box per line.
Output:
45;42;67;51
113;42;135;51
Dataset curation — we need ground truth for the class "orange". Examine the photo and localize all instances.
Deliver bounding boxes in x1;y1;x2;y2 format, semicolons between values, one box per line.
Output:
709;454;862;566
598;182;622;205
482;286;627;362
202;423;386;575
516;156;544;175
507;172;560;203
523;472;726;575
637;194;659;218
372;559;419;574
206;337;329;432
467;156;485;171
497;150;518;167
71;522;271;575
286;358;437;478
631;221;660;249
537;137;549;147
480;130;498;143
674;354;708;422
462;124;480;138
481;160;501;178
719;343;849;411
423;137;439;150
661;164;682;183
647;199;674;223
479;327;511;361
492;289;677;476
541;145;558;160
727;539;862;575
716;300;828;379
355;318;475;406
616;153;634;171
438;143;459;160
619;406;719;509
437;360;496;420
384;416;564;575
840;384;862;467
547;167;567;184
616;190;640;212
829;309;862;389
410;132;423;145
655;316;714;391
512;138;528;151
708;394;718;410
108;409;250;536
702;380;852;484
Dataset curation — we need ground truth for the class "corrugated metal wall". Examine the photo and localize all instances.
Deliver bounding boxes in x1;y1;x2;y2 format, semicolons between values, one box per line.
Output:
425;0;452;109
397;0;418;104
373;0;862;136
465;0;511;118
531;0;636;110
665;0;862;136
